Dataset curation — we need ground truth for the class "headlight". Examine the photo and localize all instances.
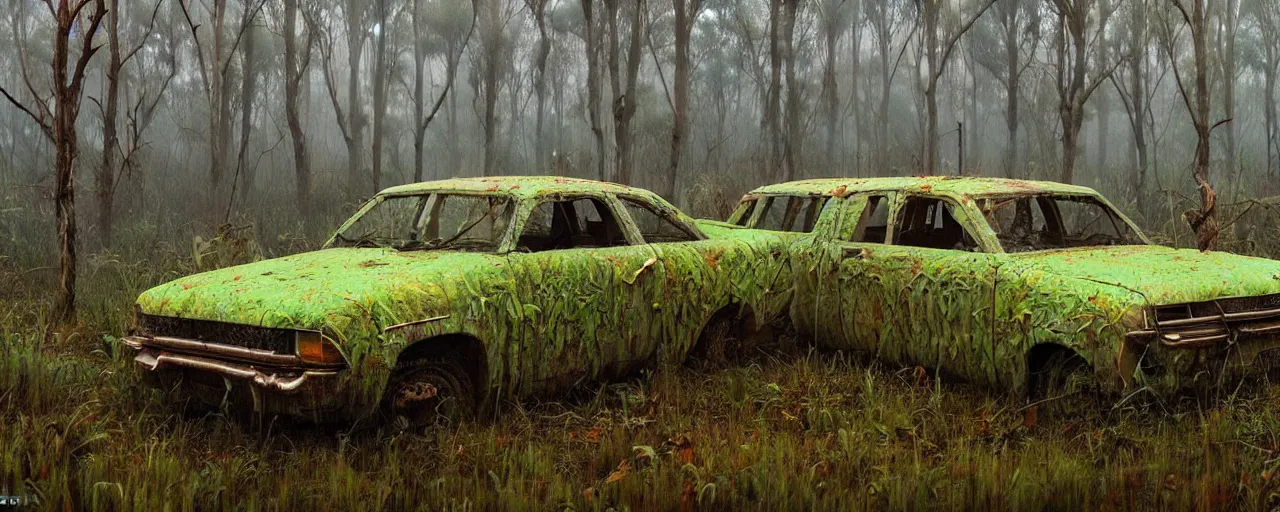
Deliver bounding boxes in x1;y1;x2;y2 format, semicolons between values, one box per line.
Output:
295;330;345;365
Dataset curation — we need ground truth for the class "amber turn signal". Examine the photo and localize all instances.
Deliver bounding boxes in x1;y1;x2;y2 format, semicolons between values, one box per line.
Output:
295;331;345;365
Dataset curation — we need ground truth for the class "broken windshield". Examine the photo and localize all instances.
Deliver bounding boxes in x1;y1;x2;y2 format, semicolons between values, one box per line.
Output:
979;194;1145;253
332;193;514;252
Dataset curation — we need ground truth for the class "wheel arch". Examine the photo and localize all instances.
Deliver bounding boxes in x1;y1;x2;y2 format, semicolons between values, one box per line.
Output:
395;333;491;403
1023;342;1089;397
687;300;758;362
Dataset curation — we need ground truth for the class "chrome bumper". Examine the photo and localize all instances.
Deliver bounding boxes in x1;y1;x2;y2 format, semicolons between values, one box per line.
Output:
122;335;340;394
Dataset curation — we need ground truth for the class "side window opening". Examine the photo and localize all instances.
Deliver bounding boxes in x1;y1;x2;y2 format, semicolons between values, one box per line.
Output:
852;195;890;243
621;198;700;243
517;197;627;251
757;196;828;233
981;194;1141;252
730;198;758;226
892;196;980;251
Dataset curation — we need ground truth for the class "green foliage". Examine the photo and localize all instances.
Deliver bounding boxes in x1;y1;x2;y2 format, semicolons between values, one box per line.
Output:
9;179;1280;509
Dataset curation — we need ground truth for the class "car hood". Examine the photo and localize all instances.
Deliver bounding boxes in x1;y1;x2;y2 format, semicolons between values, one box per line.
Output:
137;248;504;331
1008;245;1280;306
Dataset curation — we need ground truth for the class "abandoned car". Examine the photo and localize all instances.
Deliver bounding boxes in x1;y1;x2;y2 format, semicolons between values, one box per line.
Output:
723;177;1280;398
123;177;792;424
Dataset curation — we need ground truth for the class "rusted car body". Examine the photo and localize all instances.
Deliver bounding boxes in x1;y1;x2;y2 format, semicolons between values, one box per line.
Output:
123;177;792;423
717;177;1280;397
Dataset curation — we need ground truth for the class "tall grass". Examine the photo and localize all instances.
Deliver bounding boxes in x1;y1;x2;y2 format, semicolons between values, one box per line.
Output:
7;181;1280;509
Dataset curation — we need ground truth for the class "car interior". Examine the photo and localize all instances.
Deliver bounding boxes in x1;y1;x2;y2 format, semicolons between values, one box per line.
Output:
516;197;628;251
852;195;890;243
756;196;827;232
892;196;980;251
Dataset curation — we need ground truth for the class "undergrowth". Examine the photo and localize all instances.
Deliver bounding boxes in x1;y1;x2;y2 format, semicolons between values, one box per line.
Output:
7;183;1280;509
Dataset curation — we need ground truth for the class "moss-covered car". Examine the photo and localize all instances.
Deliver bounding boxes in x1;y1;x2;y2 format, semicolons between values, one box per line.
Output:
719;177;1280;399
123;177;792;424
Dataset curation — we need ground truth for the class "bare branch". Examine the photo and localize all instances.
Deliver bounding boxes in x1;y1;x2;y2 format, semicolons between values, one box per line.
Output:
934;0;1000;82
121;0;166;65
420;0;478;133
0;86;54;141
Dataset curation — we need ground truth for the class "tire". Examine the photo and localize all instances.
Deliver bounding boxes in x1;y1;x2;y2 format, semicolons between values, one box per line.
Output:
383;357;476;427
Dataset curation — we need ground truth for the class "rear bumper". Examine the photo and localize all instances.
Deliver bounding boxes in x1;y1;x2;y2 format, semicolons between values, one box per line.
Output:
122;336;350;419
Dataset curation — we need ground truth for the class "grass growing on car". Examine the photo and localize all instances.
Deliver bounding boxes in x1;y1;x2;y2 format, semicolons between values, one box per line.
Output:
7;187;1280;510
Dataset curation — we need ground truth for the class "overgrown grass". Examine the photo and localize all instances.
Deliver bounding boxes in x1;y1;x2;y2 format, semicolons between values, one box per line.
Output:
8;183;1280;509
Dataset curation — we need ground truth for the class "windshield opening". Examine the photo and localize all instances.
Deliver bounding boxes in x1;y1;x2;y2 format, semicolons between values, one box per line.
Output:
333;193;514;252
979;194;1144;253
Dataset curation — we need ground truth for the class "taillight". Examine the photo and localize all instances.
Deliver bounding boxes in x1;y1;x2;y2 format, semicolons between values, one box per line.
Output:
295;331;345;365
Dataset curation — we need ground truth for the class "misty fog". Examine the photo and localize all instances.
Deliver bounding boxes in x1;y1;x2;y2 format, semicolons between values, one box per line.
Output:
3;0;1280;317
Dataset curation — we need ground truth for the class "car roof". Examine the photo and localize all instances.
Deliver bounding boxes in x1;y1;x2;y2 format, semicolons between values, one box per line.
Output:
747;176;1100;199
377;176;660;201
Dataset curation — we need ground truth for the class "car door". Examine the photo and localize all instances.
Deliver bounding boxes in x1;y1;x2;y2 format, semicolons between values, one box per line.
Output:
503;194;635;397
612;194;752;365
852;194;1000;383
791;193;867;345
802;192;895;355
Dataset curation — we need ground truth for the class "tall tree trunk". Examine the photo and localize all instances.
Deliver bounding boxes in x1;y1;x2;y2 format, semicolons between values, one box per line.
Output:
1;0;110;325
876;14;891;175
1002;3;1019;178
1131;26;1148;203
98;0;122;245
1189;0;1217;251
284;0;312;211
581;0;606;181
922;1;940;175
848;0;862;176
1221;0;1238;183
1165;0;1218;250
1268;64;1277;179
413;0;427;182
529;0;551;173
371;0;389;192
209;0;230;200
480;0;502;177
822;3;840;172
345;0;367;191
781;0;800;181
606;0;644;185
766;0;783;179
666;0;699;200
235;20;258;203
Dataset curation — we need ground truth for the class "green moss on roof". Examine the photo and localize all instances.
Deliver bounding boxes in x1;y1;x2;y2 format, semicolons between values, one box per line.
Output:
378;176;653;201
748;176;1099;198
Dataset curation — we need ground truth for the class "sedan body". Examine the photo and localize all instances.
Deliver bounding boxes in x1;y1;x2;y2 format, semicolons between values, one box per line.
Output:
716;177;1280;397
124;177;792;422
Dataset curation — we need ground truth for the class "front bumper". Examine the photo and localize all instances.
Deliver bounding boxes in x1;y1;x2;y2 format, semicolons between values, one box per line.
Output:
122;335;349;419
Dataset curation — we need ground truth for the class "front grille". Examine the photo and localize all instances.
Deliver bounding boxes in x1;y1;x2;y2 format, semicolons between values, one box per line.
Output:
138;314;296;355
1139;293;1280;348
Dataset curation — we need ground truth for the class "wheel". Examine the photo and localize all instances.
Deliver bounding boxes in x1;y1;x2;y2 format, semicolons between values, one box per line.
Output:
383;357;476;427
1028;350;1096;419
689;315;743;367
